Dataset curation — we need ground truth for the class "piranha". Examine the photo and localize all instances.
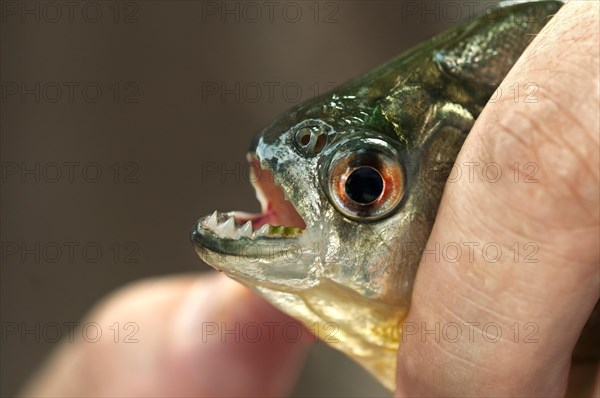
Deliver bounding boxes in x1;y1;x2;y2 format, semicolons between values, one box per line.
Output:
192;1;564;391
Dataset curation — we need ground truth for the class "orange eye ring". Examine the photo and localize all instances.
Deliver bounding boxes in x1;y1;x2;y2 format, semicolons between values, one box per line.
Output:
326;138;405;221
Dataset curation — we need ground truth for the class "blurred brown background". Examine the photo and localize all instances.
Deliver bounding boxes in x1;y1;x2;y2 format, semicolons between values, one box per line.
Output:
1;1;495;396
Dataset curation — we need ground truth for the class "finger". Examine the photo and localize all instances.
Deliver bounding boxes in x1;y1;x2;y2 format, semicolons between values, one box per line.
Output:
23;273;312;397
396;2;599;397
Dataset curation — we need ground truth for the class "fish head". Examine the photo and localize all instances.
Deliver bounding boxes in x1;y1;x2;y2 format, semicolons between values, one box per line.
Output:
192;93;423;310
192;0;565;312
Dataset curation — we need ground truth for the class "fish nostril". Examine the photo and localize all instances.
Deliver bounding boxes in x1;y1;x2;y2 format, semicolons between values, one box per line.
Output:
292;123;332;157
295;128;312;148
313;133;326;154
300;133;310;147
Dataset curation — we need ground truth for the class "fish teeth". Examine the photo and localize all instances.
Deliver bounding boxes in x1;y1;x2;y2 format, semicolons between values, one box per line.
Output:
253;224;271;239
203;213;301;240
239;221;253;238
217;217;236;239
204;210;218;229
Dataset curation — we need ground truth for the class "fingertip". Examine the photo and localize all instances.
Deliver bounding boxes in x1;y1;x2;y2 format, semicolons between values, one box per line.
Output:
168;273;312;396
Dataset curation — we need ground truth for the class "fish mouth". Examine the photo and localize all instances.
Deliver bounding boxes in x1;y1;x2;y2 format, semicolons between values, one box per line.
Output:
191;154;308;261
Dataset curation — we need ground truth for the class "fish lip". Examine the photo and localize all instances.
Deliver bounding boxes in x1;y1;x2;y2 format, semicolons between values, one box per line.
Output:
190;221;300;258
191;152;308;260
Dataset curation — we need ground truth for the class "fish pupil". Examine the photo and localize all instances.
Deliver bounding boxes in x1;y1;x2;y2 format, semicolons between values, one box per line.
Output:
345;167;384;204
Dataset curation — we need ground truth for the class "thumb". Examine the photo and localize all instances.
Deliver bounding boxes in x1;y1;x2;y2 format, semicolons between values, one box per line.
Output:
22;273;312;397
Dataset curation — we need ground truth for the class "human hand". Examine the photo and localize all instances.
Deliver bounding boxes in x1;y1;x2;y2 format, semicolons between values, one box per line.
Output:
395;2;599;397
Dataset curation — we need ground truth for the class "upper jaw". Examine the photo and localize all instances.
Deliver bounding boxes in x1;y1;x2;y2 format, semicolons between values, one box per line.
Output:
191;151;324;290
191;153;309;258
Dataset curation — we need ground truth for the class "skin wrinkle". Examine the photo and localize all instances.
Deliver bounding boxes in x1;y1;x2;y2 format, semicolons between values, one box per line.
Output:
439;279;510;325
488;114;598;229
491;77;544;108
458;219;600;310
492;110;543;162
401;326;482;395
414;252;557;350
449;189;587;286
428;296;569;396
446;174;508;231
526;3;596;60
397;2;599;396
446;266;519;318
436;292;518;338
429;194;496;253
515;88;598;183
473;115;541;180
408;289;555;396
513;105;596;182
532;148;598;225
433;339;480;369
540;72;600;120
432;191;572;286
529;50;594;79
490;109;529;147
462;276;547;323
448;182;540;250
508;268;586;305
535;86;598;162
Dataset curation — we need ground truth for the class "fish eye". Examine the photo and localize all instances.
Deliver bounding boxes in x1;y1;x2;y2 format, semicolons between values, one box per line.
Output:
345;166;384;204
325;138;405;221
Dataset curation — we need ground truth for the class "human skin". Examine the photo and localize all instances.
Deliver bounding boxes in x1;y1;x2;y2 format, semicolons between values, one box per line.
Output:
21;274;314;397
396;1;599;396
22;1;598;397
